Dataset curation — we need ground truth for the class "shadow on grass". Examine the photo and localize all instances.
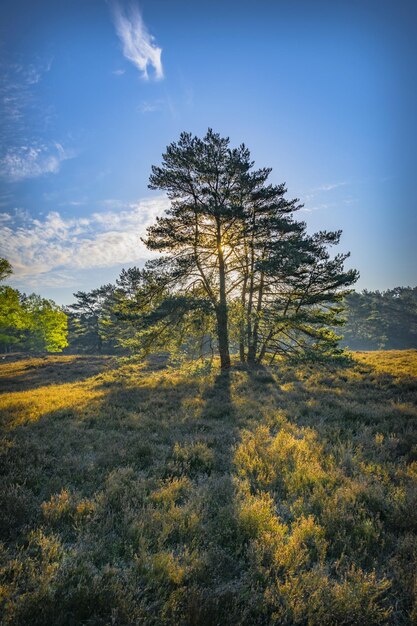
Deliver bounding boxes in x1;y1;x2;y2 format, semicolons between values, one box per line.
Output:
0;355;116;393
0;369;202;542
1;355;416;624
250;358;417;462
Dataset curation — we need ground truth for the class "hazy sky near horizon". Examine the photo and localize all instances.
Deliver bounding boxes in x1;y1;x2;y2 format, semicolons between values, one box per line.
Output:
0;0;416;304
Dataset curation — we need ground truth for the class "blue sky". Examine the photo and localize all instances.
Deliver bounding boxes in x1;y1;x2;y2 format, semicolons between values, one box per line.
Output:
1;0;416;304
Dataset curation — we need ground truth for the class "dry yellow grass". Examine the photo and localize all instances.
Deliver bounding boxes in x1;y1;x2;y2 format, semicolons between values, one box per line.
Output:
0;351;416;625
354;349;417;378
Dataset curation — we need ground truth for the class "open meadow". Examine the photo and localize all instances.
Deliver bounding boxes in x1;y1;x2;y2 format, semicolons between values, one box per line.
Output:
1;351;417;625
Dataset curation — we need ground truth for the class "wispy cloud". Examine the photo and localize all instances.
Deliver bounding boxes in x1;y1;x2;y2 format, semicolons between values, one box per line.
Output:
300;203;330;213
315;182;348;192
0;213;12;224
0;197;169;286
0;58;74;184
0;59;52;128
0;142;74;182
300;181;351;211
302;181;348;201
138;99;164;113
110;2;163;80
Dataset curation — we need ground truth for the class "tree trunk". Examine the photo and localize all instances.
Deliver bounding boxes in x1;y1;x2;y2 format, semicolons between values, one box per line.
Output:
239;274;248;362
216;220;231;369
216;305;231;369
239;336;245;363
257;329;274;363
247;345;256;365
246;211;257;361
247;269;265;364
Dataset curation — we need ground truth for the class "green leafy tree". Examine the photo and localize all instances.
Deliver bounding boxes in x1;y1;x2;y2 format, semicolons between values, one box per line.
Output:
0;258;12;282
145;130;255;368
0;259;68;353
22;294;68;352
111;267;210;359
341;291;387;349
0;258;29;352
0;286;29;351
111;267;166;355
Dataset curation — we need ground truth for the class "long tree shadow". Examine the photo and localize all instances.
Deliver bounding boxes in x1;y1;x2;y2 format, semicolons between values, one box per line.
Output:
0;355;116;393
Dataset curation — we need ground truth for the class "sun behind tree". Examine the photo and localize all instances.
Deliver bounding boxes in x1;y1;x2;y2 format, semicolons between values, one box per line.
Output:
128;130;359;368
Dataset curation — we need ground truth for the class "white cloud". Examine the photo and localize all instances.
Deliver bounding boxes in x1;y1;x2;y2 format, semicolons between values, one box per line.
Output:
0;59;54;143
110;2;163;80
1;60;49;123
138;99;164;113
27;58;53;84
0;58;73;185
0;143;74;182
0;197;169;286
20;270;79;289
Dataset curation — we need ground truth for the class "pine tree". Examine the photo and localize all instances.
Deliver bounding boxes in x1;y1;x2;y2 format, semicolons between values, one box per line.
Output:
142;129;358;367
145;129;255;368
68;285;116;353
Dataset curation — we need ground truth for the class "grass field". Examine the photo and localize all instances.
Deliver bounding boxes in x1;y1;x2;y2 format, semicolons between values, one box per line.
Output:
1;351;416;625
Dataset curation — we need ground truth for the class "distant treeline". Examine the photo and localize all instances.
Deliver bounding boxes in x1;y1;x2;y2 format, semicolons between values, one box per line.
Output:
1;257;416;355
341;287;417;350
64;280;417;355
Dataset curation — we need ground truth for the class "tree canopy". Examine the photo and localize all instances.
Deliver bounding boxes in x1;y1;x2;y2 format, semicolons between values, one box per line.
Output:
67;285;117;354
341;287;417;350
0;259;68;353
134;129;359;367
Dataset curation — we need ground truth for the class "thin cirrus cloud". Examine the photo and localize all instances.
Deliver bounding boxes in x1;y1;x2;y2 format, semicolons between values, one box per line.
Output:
0;59;53;129
138;99;164;113
0;59;72;183
0;196;169;287
304;182;348;199
315;182;348;192
0;143;74;182
110;1;164;80
300;181;350;211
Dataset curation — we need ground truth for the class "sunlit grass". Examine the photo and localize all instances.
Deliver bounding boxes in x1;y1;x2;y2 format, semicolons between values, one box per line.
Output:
0;351;416;624
354;349;417;377
0;382;106;429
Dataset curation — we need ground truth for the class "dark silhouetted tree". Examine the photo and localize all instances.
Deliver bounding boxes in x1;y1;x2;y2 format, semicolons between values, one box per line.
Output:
342;287;417;350
128;130;358;367
68;285;116;353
